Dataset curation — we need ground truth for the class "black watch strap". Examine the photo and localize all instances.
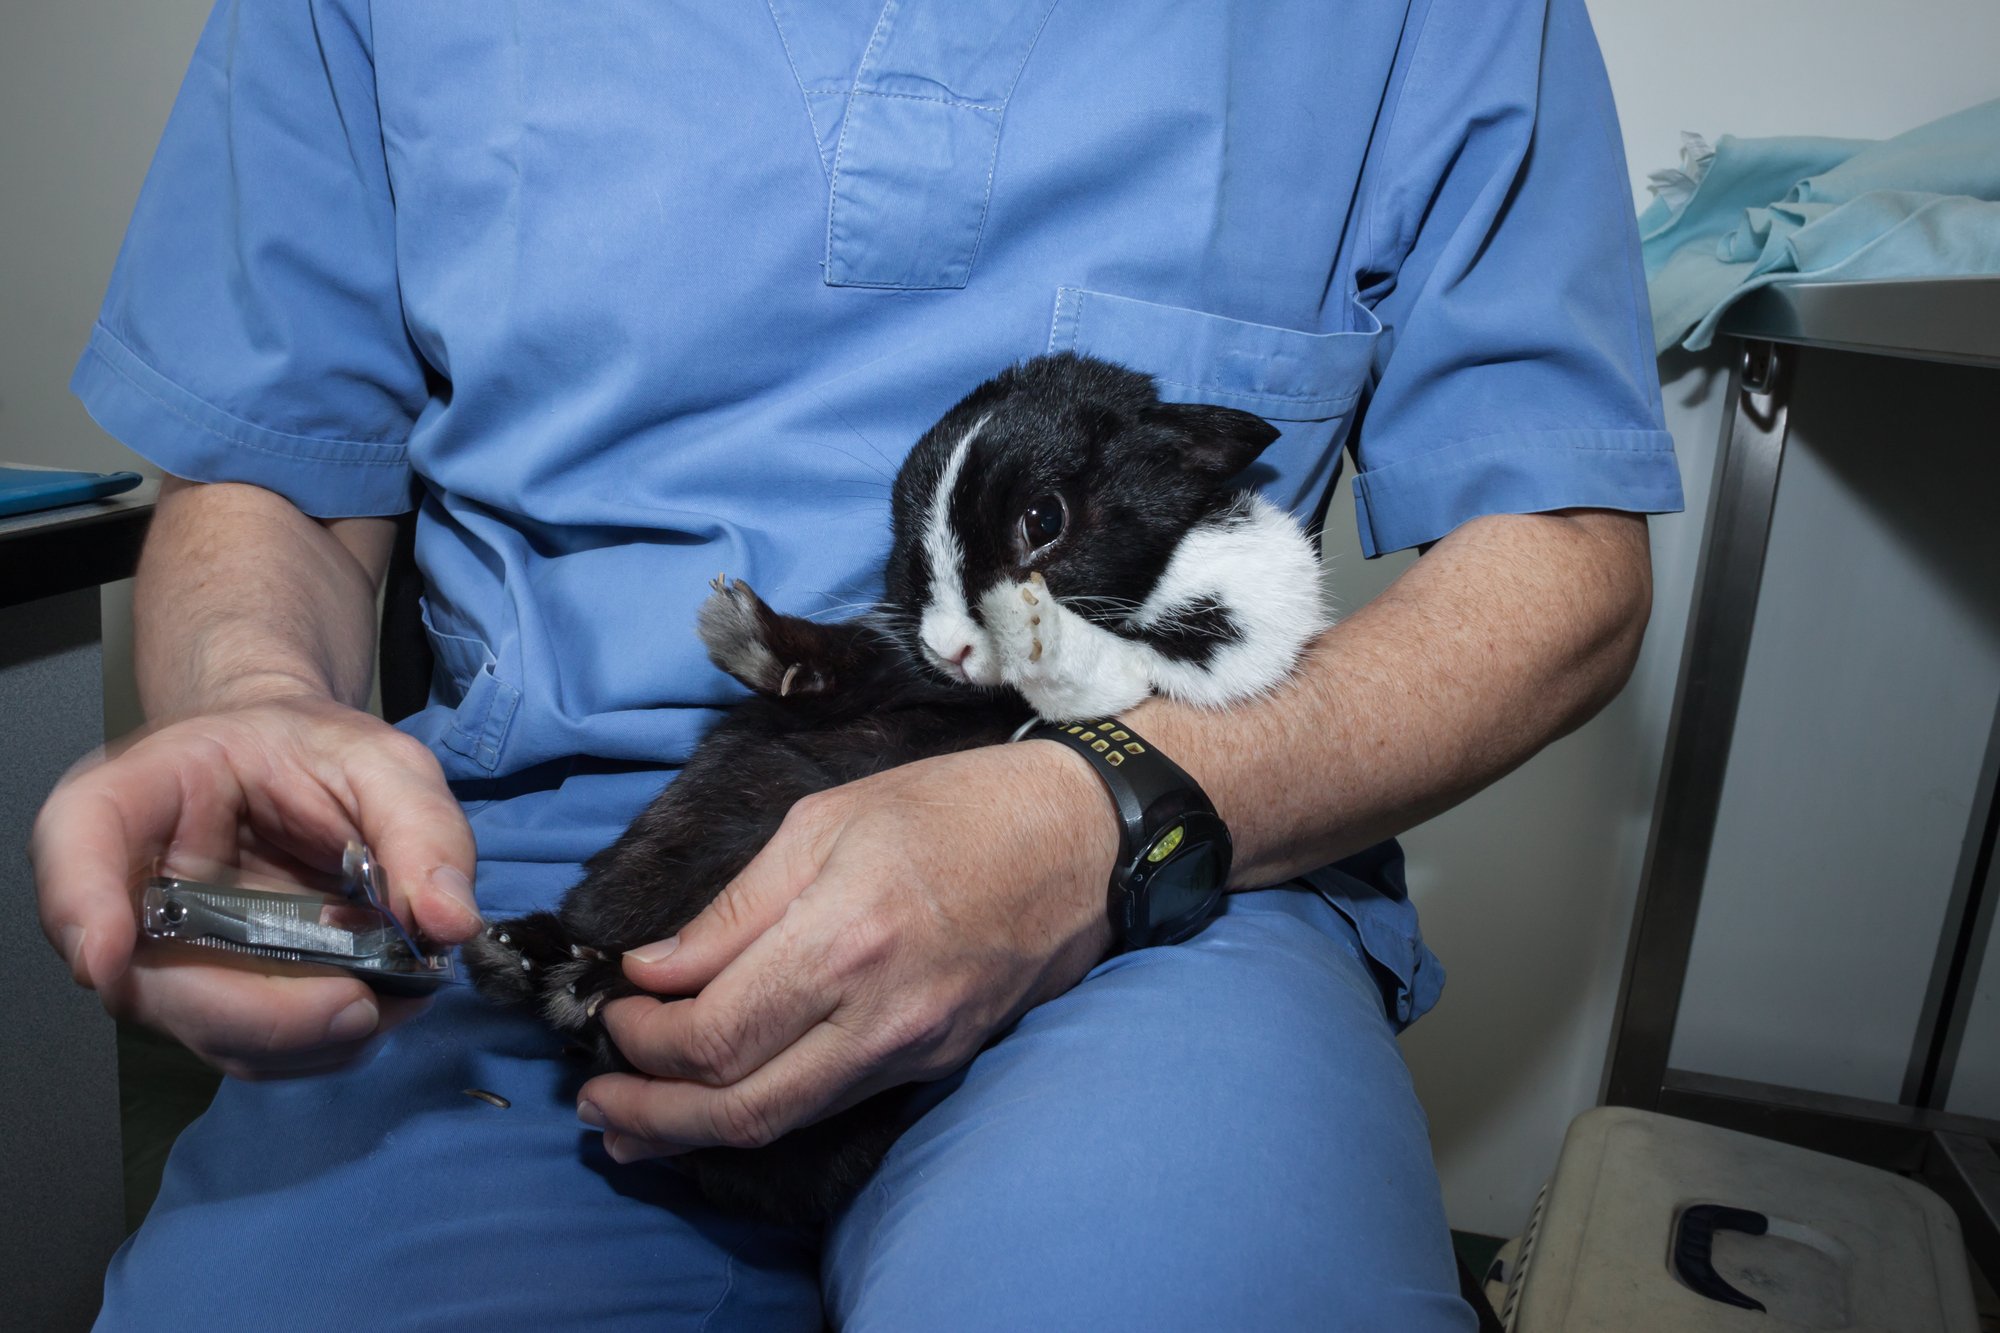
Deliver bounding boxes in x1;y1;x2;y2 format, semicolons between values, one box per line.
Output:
1021;718;1196;860
1019;716;1232;949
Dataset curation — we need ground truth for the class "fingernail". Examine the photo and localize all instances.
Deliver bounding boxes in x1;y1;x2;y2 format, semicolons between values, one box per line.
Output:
328;998;379;1044
577;1099;606;1130
423;866;483;936
604;1132;642;1164
627;936;679;965
58;925;88;982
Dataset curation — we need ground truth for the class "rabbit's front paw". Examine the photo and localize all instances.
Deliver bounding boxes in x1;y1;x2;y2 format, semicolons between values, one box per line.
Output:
1008;588;1151;722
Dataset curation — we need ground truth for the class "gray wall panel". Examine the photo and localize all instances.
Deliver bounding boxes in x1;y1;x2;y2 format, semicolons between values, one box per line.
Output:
1668;352;2000;1102
1;591;124;1329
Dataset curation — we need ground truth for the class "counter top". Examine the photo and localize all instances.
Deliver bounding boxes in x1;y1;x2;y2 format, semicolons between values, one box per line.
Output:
0;478;157;609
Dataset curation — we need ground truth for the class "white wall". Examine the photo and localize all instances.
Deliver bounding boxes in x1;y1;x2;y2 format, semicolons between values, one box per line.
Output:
1377;0;2000;1237
1596;2;2000;200
3;3;211;736
13;0;2000;1247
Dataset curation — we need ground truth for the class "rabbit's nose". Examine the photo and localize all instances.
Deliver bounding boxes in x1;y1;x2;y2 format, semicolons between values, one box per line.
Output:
920;631;976;679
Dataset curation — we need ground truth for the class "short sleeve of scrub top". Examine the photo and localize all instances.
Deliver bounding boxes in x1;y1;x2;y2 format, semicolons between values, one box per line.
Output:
1343;0;1684;556
71;0;421;518
71;0;1685;1030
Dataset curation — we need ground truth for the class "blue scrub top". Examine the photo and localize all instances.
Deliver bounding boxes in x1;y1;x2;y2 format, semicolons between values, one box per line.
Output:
73;0;1682;1029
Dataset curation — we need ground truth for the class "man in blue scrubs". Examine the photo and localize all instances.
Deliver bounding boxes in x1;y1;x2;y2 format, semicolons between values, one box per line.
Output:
37;0;1681;1327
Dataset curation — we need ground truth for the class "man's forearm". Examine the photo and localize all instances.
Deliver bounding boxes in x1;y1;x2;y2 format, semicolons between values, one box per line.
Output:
134;477;395;720
1128;509;1653;887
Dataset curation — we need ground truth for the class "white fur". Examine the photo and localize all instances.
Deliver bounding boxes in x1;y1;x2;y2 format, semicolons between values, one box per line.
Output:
916;415;1002;684
1127;494;1330;707
983;494;1329;721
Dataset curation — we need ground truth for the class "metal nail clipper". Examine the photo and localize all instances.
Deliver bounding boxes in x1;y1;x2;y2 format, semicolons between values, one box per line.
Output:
140;841;456;995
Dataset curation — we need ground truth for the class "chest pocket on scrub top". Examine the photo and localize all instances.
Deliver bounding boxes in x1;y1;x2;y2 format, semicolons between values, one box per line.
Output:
419;597;521;775
1050;287;1382;509
770;0;1060;290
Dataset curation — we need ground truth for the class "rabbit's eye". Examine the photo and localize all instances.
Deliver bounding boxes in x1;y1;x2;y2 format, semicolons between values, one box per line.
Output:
1017;495;1067;554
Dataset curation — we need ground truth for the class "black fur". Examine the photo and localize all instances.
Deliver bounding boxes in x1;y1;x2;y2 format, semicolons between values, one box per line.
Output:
1117;594;1243;664
886;353;1279;642
462;353;1282;1226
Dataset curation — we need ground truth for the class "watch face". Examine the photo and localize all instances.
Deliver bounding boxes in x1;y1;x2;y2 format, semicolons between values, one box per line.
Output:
1148;841;1224;921
1136;813;1229;946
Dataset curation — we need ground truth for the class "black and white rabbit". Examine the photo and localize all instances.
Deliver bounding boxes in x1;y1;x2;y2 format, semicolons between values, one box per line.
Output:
463;351;1328;1224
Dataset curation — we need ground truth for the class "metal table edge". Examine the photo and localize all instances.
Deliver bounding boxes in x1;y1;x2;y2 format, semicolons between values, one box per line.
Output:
1719;277;2000;371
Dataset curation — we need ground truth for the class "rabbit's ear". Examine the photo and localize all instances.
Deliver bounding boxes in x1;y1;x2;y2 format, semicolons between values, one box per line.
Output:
1146;403;1280;480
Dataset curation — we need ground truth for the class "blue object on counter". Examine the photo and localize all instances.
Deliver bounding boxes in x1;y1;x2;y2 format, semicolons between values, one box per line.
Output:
0;465;143;518
1644;98;2000;353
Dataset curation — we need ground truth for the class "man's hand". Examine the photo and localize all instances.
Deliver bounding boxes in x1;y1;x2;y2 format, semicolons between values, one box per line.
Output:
32;694;481;1079
577;741;1118;1161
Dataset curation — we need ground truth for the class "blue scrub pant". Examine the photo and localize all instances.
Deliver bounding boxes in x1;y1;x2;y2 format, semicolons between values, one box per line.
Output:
98;872;1473;1331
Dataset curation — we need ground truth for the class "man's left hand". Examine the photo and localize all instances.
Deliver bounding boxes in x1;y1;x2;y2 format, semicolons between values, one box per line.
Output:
576;741;1118;1162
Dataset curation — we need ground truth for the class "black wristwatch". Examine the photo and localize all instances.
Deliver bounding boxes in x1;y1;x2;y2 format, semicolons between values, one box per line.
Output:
1017;716;1232;950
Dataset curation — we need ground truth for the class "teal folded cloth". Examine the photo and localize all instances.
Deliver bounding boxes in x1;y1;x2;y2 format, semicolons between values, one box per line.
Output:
1642;98;2000;352
0;464;144;518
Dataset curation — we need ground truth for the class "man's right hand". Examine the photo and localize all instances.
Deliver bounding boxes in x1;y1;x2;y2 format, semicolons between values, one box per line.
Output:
31;693;480;1079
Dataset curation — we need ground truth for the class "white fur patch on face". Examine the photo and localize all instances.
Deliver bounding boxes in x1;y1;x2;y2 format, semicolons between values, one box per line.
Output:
916;414;1001;684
